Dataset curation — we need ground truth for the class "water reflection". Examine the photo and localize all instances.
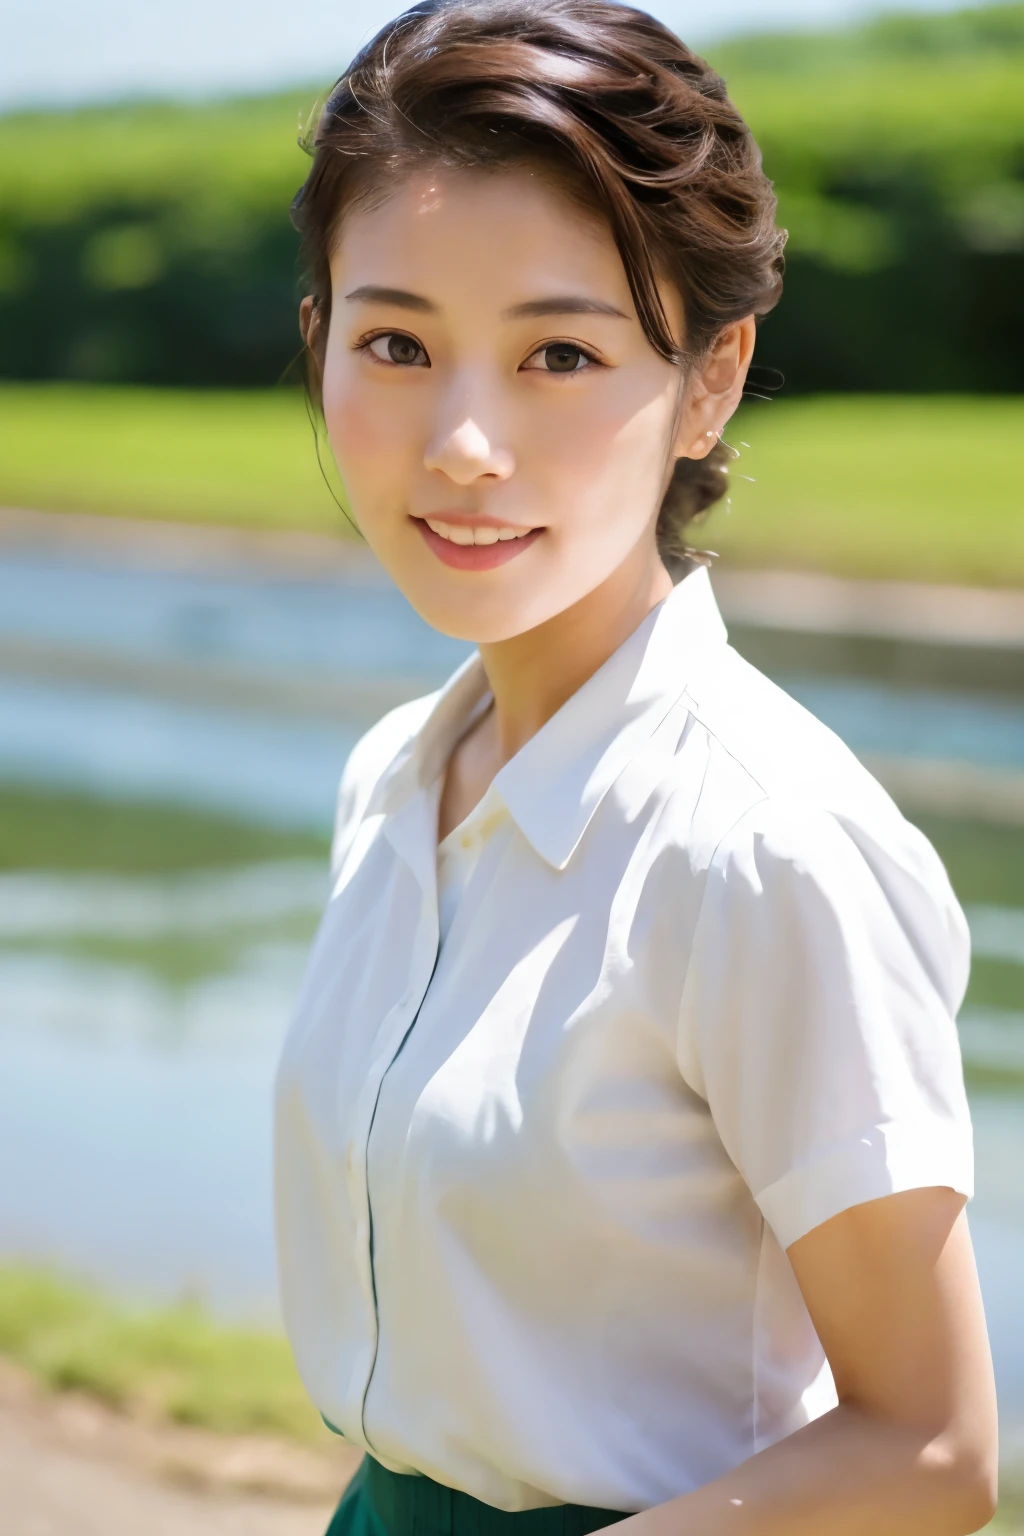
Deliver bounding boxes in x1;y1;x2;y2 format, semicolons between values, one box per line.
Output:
0;677;360;830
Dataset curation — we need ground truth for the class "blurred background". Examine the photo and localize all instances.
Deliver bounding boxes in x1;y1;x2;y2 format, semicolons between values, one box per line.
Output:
0;2;1022;1532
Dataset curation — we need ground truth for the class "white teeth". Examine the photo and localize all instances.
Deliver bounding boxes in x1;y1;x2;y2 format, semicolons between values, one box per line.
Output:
424;518;534;546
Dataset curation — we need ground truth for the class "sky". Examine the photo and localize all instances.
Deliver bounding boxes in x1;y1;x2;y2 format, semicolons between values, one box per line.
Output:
1;0;990;112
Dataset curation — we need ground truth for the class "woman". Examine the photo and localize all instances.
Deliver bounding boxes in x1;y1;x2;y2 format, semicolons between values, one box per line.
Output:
274;3;998;1533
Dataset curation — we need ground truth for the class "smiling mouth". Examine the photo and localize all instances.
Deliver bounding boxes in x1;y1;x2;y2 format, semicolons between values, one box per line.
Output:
420;516;538;546
413;515;544;571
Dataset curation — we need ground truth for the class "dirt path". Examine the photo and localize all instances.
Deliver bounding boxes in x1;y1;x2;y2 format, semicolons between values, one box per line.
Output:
0;1363;359;1536
0;1407;331;1536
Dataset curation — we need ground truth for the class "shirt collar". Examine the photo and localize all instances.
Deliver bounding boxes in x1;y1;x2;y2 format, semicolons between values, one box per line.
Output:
366;566;729;872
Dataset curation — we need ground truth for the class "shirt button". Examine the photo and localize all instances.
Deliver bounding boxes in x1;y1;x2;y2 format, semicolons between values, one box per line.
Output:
460;832;473;849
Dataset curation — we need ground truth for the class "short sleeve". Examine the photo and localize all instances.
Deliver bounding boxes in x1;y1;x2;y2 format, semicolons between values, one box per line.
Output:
676;797;974;1251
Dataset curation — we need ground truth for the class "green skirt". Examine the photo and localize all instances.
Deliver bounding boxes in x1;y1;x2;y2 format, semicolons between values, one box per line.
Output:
326;1455;631;1536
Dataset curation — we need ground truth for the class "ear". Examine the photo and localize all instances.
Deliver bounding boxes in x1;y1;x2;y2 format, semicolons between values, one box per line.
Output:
673;315;757;461
299;294;321;351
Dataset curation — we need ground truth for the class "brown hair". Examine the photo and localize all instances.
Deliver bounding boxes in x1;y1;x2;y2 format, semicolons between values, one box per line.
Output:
292;0;787;575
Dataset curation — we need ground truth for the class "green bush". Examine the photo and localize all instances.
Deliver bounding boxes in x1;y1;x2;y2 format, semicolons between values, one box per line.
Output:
0;4;1021;390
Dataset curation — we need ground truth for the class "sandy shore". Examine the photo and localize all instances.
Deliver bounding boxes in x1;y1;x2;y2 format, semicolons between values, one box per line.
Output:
0;1361;359;1536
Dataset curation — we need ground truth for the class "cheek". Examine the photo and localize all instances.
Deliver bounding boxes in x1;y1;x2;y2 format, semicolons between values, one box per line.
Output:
529;380;676;523
321;367;422;495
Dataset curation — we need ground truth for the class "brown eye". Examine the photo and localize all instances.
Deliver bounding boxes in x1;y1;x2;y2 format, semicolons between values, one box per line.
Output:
387;334;423;365
366;333;428;366
542;343;585;373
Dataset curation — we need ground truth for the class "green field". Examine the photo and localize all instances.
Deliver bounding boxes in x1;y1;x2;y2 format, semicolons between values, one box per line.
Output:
0;384;345;533
2;384;1021;586
704;394;1024;586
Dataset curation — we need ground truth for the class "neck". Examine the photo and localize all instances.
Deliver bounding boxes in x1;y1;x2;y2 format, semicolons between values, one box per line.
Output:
475;551;675;770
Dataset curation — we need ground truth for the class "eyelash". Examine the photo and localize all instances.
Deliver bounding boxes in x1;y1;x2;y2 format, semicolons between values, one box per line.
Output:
353;332;429;368
522;340;604;376
353;330;604;376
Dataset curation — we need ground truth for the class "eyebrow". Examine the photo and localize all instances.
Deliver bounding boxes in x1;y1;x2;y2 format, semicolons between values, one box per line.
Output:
503;296;630;321
344;285;437;312
343;285;629;321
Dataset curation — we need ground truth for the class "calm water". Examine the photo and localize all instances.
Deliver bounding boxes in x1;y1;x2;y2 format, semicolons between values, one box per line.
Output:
1;551;1022;1437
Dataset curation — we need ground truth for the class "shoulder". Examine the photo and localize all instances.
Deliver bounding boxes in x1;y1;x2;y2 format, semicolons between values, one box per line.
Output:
682;787;970;1048
329;686;441;880
686;644;893;816
338;688;438;796
674;643;922;864
668;645;968;1004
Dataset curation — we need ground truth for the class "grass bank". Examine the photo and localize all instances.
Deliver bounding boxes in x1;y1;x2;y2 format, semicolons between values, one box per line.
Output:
706;394;1024;587
0;1266;324;1444
3;385;1021;586
0;1267;1020;1531
0;384;344;534
0;784;327;874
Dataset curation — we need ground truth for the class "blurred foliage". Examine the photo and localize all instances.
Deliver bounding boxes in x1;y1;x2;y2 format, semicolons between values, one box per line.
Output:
0;4;1021;389
0;783;327;873
928;810;1024;1025
0;91;308;386
3;384;1021;585
721;4;1024;392
2;923;314;991
916;815;1024;910
0;1266;326;1442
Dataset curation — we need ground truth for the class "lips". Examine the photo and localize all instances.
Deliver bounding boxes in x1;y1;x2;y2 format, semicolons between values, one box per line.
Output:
413;517;543;571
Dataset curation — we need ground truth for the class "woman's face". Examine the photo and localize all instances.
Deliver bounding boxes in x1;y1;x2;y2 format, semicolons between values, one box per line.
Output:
314;164;703;641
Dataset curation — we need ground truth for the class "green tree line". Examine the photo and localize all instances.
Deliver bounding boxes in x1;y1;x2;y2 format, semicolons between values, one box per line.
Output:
1;2;1022;393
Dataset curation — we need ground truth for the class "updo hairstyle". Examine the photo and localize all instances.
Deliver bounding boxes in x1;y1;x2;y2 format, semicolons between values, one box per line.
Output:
291;0;787;576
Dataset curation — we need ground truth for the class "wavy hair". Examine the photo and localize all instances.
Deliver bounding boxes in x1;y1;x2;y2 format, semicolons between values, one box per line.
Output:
291;0;787;574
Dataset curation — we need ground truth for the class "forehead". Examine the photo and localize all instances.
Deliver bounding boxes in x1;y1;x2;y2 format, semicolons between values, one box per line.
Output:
329;162;633;308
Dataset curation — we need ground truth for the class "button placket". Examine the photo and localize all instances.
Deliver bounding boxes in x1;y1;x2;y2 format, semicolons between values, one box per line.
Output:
353;891;441;1451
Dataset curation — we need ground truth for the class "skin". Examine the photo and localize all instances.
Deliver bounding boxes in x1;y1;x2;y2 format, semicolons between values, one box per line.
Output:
301;163;998;1533
300;164;749;838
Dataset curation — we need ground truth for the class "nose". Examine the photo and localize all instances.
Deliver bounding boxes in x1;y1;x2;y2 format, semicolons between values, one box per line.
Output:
423;414;515;485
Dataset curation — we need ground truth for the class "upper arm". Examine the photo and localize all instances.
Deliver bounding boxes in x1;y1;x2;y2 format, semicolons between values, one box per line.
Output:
786;1189;997;1488
675;797;996;1512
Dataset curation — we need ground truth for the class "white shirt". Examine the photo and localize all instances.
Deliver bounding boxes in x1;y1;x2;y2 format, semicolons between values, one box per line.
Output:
274;566;973;1514
435;692;497;948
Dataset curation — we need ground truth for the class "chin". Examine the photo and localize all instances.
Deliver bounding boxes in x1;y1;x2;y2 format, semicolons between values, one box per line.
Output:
404;584;546;646
415;606;528;646
380;530;592;641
